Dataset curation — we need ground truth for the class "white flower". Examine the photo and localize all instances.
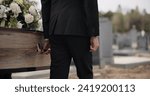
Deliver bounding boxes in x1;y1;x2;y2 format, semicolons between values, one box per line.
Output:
5;7;11;13
0;19;5;27
0;0;41;30
10;2;22;15
0;0;4;4
0;5;6;18
17;21;23;28
29;6;37;16
37;19;43;31
24;14;34;24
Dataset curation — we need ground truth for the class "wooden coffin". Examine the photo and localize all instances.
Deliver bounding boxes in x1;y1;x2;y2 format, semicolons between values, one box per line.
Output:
0;28;50;69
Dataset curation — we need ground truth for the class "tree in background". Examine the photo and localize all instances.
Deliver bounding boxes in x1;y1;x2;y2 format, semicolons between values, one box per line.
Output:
141;10;150;32
112;5;125;32
128;7;142;31
100;5;150;33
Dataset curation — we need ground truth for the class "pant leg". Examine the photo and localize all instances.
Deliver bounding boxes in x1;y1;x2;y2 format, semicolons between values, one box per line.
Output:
66;36;93;79
49;36;71;79
0;72;12;79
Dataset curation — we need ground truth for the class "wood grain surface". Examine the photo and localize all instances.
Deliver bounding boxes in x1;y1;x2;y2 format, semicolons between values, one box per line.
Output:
0;28;50;69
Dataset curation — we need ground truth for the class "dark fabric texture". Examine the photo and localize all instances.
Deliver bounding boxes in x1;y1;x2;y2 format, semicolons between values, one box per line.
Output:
41;0;51;38
41;0;99;79
0;72;12;79
41;0;99;38
49;35;93;79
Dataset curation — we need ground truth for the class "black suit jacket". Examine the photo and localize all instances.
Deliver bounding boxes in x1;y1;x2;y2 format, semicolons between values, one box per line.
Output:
41;0;99;38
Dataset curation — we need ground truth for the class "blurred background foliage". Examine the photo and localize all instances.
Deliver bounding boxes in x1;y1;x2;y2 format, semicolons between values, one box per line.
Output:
100;5;150;33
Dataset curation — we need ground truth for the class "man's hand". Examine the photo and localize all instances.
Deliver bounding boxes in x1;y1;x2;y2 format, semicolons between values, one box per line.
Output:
42;39;51;54
90;36;99;52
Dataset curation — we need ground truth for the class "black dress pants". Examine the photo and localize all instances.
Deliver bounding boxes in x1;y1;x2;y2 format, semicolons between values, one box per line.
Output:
49;35;93;79
0;72;12;79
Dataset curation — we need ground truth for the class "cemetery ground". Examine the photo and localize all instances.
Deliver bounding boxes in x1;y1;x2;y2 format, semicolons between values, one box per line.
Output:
12;49;150;79
69;64;150;79
12;54;150;79
12;60;150;79
69;50;150;79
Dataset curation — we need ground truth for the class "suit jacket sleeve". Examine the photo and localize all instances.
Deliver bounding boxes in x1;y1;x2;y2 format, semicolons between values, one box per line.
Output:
41;0;51;39
83;0;99;36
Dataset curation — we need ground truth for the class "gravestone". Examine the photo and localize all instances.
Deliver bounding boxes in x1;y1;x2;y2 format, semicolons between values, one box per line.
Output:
129;26;138;49
117;34;131;49
138;36;148;50
148;35;150;50
92;49;100;65
99;18;114;67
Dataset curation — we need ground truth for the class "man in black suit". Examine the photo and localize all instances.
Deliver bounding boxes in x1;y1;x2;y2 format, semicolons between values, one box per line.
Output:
41;0;99;79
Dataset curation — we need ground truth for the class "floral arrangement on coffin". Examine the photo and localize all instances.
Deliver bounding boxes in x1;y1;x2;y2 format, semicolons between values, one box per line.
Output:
0;0;42;31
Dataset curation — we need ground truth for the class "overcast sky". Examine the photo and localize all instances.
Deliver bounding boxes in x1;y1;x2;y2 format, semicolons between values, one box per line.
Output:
98;0;150;13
